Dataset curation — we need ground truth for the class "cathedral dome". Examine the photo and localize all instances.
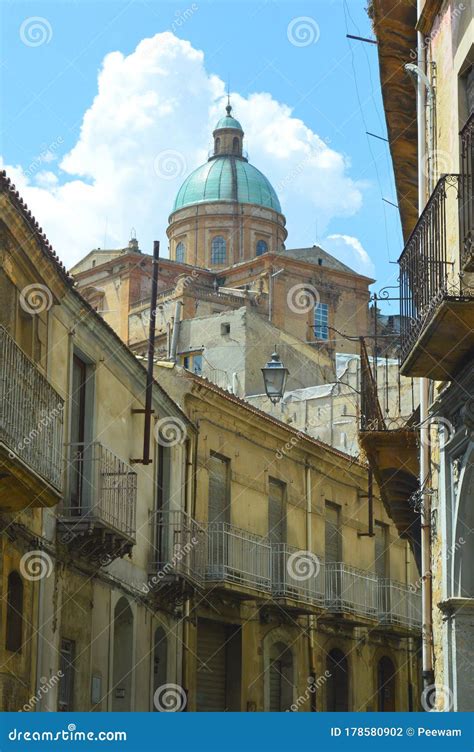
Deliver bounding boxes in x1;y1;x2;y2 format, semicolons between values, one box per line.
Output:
172;157;282;213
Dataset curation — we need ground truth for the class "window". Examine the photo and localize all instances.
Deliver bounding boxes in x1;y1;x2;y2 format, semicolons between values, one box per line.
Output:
70;354;91;511
211;236;226;264
175;242;185;263
268;479;286;544
256;239;268;256
6;571;23;652
220;323;230;336
377;656;396;711
58;638;75;711
192;354;202;376
208;453;230;524
325;502;341;563
232;137;240;154
326;649;349;711
374;522;389;579
215;137;221;154
314;302;329;340
181;353;202;375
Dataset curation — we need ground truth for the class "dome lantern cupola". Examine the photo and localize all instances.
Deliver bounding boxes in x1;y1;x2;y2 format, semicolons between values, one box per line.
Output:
212;101;244;158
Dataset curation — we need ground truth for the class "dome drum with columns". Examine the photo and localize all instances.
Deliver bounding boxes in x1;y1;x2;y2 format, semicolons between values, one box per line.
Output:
167;103;287;268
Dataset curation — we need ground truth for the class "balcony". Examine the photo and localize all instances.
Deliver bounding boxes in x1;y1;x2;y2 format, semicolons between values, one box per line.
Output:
0;326;63;511
399;174;474;379
325;563;378;621
149;510;206;596
271;543;325;610
57;442;136;562
205;522;271;595
460;114;473;272
358;338;421;571
378;579;422;631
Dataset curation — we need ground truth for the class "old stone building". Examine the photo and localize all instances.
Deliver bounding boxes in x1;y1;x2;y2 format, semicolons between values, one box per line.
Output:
155;362;422;711
0;171;193;711
369;0;473;711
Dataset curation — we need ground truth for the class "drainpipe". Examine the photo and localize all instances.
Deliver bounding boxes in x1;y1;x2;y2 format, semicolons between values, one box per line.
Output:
416;2;434;696
169;300;183;363
305;463;317;710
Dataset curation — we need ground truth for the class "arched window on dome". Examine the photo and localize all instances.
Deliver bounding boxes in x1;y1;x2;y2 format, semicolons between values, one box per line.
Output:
232;137;240;155
256;239;268;256
211;236;226;264
215;137;221;154
176;242;185;263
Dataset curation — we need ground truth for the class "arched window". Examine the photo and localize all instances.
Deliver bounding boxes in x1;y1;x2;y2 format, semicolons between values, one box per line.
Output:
326;649;349;711
112;597;134;711
377;656;396;711
175;242;185;263
211;236;226;264
256;239;268;256
6;571;23;652
215;137;221;154
269;642;294;711
232;137;240;154
153;627;168;711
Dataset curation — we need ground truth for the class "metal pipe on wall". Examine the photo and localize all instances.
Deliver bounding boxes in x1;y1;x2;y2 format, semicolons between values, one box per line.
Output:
416;1;434;695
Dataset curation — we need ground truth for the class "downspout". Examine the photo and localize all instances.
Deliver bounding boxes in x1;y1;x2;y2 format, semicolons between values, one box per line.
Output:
305;463;317;711
169;300;183;363
416;4;434;695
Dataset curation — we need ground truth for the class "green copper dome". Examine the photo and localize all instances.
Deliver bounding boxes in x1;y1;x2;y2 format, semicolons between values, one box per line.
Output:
214;114;243;131
172;157;282;213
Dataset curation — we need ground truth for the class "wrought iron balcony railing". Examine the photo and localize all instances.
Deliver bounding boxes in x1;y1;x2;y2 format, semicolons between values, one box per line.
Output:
377;578;422;629
0;325;64;491
399;174;462;363
359;337;386;432
151;509;206;587
62;442;136;541
460;113;474;271
271;543;325;606
205;521;271;592
325;562;378;619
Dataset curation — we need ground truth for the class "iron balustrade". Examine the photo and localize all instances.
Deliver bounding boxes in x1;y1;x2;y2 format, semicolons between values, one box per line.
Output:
151;509;206;586
0;325;63;490
359;338;386;432
377;578;422;629
460;113;474;269
63;442;136;540
399;173;468;363
205;521;271;591
271;543;325;605
325;562;378;618
200;522;420;628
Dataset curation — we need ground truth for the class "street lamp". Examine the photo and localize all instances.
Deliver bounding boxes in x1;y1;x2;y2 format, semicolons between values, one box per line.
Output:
261;351;289;404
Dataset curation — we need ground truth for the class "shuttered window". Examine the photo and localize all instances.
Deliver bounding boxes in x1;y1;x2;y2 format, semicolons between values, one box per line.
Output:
196;620;241;711
58;638;76;711
268;479;286;544
325;502;341;563
208;453;230;524
326;649;348;711
374;522;388;579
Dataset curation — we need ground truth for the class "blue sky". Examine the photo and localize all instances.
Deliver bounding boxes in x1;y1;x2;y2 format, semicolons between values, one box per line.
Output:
1;0;403;311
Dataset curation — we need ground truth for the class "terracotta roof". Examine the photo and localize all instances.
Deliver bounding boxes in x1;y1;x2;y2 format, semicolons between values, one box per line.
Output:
0;170;73;285
0;170;190;427
181;368;365;470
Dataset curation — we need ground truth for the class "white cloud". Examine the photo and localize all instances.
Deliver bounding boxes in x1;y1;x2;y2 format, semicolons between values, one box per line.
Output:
1;32;365;269
323;233;375;277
